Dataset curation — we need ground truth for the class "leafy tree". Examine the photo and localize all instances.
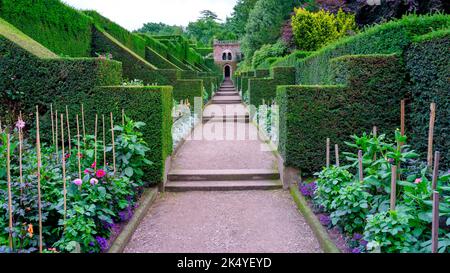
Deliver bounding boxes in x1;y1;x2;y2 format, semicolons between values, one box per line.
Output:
241;0;305;64
225;0;259;38
252;41;289;68
136;22;184;35
186;10;236;46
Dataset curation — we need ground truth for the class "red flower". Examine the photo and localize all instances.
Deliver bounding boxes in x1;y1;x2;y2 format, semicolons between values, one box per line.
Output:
65;154;71;159
96;169;106;178
78;153;83;158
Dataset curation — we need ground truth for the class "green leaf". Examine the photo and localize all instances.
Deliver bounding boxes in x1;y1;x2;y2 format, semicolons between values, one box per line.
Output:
124;167;134;177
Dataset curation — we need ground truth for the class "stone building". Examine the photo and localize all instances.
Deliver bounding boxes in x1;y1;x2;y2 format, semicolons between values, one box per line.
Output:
213;40;242;79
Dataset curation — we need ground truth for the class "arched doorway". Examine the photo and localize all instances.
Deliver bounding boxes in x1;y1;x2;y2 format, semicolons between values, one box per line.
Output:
224;65;231;78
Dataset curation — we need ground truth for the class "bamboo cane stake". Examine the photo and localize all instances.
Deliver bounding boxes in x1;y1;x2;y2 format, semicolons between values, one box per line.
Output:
427;103;436;168
400;99;405;137
81;104;86;146
50;104;55;146
0;119;3;133
335;144;340;167
373;126;377;161
102;115;106;169
60;114;67;226
326;138;330;168
431;151;440;191
110;112;116;176
55;110;58;161
66;106;71;153
431;191;439;253
390;165;397;211
18;113;24;203
6;133;13;251
94;114;98;171
35;106;43;253
358;150;364;182
122;109;125;127
76;115;81;180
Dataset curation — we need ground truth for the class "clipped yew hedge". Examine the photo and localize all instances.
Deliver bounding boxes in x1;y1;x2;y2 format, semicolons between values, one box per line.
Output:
0;31;122;139
75;86;173;183
277;54;406;173
406;29;450;169
248;66;296;107
0;0;93;57
296;14;450;85
173;79;204;105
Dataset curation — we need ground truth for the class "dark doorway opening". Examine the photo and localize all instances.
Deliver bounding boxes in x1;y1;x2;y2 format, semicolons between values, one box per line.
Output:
224;65;231;78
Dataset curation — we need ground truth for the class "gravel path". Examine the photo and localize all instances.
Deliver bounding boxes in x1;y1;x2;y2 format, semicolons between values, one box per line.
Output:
124;190;322;253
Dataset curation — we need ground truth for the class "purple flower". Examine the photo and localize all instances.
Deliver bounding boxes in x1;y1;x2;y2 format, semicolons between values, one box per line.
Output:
352;248;361;254
360;240;368;247
72;179;82;186
16;119;25;130
118;206;134;222
90;178;99;186
299;182;317;197
319;215;331;226
353;233;363;241
95;236;109;252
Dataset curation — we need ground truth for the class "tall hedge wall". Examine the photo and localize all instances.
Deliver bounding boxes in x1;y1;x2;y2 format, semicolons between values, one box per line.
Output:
296;14;450;85
248;67;296;107
67;86;173;183
91;27;177;85
406;30;450;169
277;54;407;174
145;46;180;70
173;79;204;105
0;27;122;141
0;0;93;57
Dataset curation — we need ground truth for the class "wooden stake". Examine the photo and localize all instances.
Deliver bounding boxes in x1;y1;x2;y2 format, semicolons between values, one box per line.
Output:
94;114;98;171
427;103;436;168
76;115;81;180
110;112;116;175
50;104;55;146
6;134;13;251
373;126;377;161
55;110;58;161
102;115;106;169
66;106;71;153
400;99;405;137
122;109;125;127
35;106;43;253
81;104;86;145
60;114;67;226
335;144;340;167
358;150;364;182
431;151;440;191
18;113;24;204
390;165;397;211
326;138;330;168
431;191;439;253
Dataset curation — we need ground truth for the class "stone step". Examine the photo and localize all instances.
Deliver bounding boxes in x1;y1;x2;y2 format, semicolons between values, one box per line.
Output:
165;180;282;192
212;100;242;104
215;92;239;96
202;115;250;123
168;169;280;182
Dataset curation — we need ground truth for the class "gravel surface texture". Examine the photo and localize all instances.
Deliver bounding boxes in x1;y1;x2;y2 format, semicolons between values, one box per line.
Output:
124;190;322;253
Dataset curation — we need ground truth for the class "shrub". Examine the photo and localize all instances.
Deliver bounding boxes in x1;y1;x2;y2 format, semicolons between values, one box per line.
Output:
291;8;357;51
252;41;289;69
406;29;450;169
314;166;353;211
364;210;418;253
173;80;204;105
330;181;372;235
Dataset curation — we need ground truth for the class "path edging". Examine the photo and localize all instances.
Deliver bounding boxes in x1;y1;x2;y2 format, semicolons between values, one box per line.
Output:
290;186;340;253
108;186;159;253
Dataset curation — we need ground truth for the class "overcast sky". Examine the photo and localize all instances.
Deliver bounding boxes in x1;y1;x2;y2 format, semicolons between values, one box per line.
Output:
62;0;238;31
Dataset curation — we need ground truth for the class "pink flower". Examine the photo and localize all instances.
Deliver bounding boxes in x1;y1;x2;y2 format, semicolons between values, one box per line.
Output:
84;169;90;175
91;162;97;169
73;179;82;186
96;169;106;178
16;119;25;129
90;178;99;186
414;178;422;184
65;153;71;159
